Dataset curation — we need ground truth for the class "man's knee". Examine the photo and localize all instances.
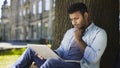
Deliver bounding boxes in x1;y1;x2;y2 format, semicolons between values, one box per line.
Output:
11;63;21;68
24;47;36;55
26;47;34;52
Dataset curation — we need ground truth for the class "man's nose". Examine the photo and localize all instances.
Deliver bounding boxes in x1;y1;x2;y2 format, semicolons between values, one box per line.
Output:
73;20;77;23
73;20;77;25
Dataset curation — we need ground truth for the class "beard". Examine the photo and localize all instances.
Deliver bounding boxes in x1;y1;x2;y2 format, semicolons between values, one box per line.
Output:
80;19;86;30
74;19;86;30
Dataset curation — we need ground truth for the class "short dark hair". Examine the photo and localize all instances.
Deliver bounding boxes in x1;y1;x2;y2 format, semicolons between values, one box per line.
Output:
68;2;88;16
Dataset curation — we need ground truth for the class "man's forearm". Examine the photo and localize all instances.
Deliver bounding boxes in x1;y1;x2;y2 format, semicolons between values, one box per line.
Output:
74;29;87;54
76;39;87;54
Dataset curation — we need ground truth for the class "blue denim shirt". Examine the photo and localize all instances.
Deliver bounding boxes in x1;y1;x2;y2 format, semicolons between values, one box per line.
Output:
57;28;83;60
55;23;107;68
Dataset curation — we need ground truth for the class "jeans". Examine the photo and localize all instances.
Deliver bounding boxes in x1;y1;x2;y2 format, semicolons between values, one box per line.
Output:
11;48;80;68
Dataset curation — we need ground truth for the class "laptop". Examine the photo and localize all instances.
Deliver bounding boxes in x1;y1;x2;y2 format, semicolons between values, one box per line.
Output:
27;44;60;59
27;44;80;63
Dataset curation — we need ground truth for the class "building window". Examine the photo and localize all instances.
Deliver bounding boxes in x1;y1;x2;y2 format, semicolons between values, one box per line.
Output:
23;9;26;16
20;0;23;6
33;4;36;14
23;0;26;3
45;0;50;10
38;1;42;13
53;0;56;7
7;0;11;6
19;10;22;16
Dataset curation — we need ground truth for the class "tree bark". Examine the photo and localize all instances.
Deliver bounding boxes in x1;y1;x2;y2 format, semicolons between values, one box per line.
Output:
85;0;119;68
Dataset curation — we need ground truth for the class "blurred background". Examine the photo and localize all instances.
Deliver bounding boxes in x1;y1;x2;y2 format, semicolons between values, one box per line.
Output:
0;0;119;68
0;0;54;43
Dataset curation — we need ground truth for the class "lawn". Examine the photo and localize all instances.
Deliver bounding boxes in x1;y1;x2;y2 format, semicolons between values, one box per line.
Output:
0;48;26;68
0;55;20;68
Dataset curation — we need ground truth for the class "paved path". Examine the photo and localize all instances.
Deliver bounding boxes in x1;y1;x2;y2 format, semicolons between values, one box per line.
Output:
0;42;27;50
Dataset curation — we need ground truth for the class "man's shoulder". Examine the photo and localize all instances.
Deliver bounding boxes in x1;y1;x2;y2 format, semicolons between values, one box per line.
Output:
86;23;107;39
92;24;106;33
89;24;107;41
66;28;74;33
64;28;74;36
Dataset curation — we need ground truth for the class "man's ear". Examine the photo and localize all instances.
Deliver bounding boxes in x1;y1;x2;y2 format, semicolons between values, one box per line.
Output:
84;12;88;20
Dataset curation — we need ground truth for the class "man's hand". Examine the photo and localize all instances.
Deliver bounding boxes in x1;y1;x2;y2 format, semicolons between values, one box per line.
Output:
35;53;45;60
74;28;86;53
74;28;84;42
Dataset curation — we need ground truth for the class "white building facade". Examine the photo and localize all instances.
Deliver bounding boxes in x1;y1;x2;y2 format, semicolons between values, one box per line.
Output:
1;0;55;42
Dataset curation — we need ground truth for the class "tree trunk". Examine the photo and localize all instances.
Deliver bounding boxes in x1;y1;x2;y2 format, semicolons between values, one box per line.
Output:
85;0;119;68
52;0;81;49
53;0;119;68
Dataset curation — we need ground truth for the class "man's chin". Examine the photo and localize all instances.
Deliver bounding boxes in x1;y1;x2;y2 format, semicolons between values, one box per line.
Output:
74;27;80;30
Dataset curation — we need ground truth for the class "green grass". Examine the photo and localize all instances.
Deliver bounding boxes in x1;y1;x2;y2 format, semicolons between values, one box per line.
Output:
0;48;26;68
0;55;20;68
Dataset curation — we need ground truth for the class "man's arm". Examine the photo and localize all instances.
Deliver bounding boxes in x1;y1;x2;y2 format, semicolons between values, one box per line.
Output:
74;29;87;54
83;30;107;63
55;29;70;57
75;38;87;54
74;29;107;63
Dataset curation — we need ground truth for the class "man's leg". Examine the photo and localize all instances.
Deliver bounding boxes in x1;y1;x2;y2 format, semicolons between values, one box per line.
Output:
40;58;80;68
12;48;36;68
33;55;46;68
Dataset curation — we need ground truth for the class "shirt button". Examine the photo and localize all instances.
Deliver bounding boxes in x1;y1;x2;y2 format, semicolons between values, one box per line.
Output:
98;49;100;51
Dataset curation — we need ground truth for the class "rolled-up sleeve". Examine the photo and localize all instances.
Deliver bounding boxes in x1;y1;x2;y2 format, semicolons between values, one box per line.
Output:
84;30;107;63
55;29;71;58
55;45;64;57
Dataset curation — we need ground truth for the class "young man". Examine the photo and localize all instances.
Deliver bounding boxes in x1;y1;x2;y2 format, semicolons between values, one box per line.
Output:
12;2;107;68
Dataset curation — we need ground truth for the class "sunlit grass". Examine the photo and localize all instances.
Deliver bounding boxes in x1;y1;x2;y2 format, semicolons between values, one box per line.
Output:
0;48;26;68
0;55;20;68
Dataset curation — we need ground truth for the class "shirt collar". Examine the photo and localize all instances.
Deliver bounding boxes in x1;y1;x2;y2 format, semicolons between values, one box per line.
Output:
84;22;94;34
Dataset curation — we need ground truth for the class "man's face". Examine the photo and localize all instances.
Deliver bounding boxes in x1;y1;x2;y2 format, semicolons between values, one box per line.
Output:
69;11;87;30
